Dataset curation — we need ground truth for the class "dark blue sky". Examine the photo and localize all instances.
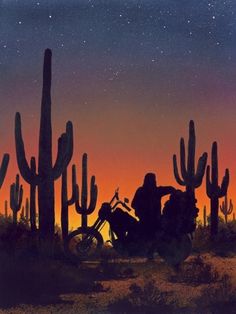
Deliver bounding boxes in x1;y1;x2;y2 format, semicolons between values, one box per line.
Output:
1;0;236;108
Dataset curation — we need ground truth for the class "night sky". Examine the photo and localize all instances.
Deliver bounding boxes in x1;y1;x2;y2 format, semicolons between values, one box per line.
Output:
0;0;236;226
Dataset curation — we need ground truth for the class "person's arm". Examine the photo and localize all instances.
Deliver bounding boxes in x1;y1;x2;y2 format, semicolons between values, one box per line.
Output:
158;186;176;197
131;188;141;209
131;188;142;218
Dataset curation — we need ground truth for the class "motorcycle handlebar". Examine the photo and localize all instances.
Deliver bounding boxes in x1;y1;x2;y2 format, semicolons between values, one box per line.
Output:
112;200;132;212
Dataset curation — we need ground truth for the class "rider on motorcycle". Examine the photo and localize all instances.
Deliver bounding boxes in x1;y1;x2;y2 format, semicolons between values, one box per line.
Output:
131;173;176;237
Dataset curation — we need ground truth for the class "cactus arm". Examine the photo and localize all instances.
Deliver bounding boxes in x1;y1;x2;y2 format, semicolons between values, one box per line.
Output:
0;154;9;188
220;200;224;211
10;175;23;213
53;121;73;180
15;112;38;184
180;138;188;180
187;120;196;177
173;154;185;186
206;165;213;197
67;164;77;206
220;201;225;215
211;142;218;184
218;169;229;197
229;200;233;214
194;152;208;188
75;185;84;214
81;153;88;209
87;176;98;214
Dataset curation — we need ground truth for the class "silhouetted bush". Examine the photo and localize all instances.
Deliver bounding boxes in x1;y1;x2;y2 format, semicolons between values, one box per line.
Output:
108;279;181;313
0;214;34;256
168;255;219;286
196;274;236;313
193;221;236;256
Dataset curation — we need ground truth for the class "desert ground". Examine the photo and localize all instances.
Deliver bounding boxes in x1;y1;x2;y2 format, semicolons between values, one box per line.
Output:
0;253;235;314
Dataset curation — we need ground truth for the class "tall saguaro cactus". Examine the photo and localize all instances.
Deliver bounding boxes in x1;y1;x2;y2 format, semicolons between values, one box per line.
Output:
10;174;23;224
220;195;233;224
173;120;207;195
15;49;73;243
75;153;98;228
61;164;77;241
206;142;229;236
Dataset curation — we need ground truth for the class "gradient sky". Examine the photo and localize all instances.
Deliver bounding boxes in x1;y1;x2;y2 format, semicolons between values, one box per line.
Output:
0;0;236;230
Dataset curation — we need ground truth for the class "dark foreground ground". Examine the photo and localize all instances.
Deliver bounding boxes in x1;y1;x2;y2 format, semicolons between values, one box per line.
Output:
0;252;236;314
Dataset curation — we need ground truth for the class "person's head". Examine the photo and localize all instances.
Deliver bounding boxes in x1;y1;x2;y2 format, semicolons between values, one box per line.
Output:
143;173;157;188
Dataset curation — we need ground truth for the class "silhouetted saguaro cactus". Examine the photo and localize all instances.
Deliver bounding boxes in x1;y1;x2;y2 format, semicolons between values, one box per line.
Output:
29;157;37;232
25;197;29;223
4;200;8;218
173;120;207;195
10;174;23;225
75;153;98;228
0;154;9;214
206;142;229;236
220;195;233;224
61;164;77;241
203;205;207;227
15;49;73;244
20;206;25;221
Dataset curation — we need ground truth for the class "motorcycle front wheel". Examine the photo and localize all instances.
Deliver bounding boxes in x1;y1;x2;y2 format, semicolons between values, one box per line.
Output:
65;227;104;261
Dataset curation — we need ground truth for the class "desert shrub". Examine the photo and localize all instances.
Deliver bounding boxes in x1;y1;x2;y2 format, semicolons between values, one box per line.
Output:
196;274;236;313
168;255;219;286
108;279;181;313
192;225;211;253
0;215;35;256
193;221;236;256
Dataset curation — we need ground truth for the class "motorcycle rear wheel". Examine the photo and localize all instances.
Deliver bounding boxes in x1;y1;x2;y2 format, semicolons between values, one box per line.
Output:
65;227;104;261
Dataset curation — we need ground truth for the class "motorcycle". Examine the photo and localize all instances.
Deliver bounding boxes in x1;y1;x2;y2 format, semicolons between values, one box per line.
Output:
65;189;197;266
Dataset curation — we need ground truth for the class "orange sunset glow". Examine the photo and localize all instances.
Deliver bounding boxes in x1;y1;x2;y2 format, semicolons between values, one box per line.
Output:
0;89;235;238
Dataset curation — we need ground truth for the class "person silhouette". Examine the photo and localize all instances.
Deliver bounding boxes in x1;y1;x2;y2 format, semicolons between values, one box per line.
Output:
131;173;175;237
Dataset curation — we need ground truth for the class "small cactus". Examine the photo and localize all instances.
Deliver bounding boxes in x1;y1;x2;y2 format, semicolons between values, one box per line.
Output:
220;195;233;224
0;155;10;217
25;197;29;222
4;200;8;218
203;205;207;227
206;142;229;235
10;174;23;224
20;206;25;221
75;153;98;228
